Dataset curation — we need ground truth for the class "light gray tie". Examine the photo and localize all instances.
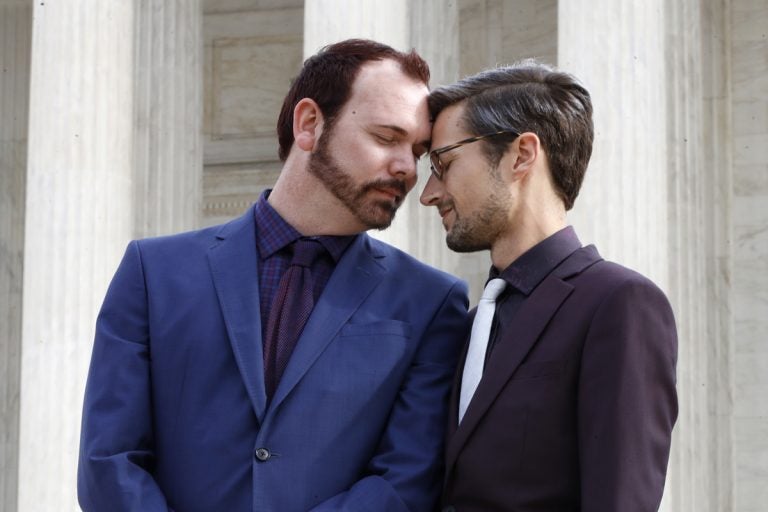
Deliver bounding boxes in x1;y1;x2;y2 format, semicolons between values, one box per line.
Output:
459;278;507;424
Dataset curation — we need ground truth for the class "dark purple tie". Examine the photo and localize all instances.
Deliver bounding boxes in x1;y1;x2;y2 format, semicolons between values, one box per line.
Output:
263;238;326;401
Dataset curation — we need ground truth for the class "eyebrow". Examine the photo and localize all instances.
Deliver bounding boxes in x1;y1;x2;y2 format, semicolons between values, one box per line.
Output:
373;124;431;153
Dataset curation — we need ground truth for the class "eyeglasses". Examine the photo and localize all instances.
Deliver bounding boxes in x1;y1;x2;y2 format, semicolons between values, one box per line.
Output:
428;130;520;180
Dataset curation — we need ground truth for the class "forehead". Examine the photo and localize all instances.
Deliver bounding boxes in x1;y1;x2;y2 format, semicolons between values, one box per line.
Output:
341;59;430;134
432;102;470;148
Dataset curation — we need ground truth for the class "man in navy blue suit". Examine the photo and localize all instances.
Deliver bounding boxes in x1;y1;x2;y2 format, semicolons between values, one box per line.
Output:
78;39;468;511
420;61;678;511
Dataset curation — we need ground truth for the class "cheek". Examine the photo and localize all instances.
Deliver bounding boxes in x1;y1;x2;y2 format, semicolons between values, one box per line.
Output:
443;176;469;208
349;145;388;174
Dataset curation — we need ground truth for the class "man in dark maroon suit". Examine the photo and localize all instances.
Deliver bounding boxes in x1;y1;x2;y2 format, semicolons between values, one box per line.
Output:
420;61;678;512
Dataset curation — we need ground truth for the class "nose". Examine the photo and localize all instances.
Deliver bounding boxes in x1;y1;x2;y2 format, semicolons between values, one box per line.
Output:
389;149;418;187
420;174;443;206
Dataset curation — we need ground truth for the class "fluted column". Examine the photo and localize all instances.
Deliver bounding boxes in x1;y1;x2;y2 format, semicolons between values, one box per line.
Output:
730;0;768;509
133;0;202;237
18;2;135;510
559;1;735;511
558;1;677;509
303;0;410;56
558;0;669;287
0;3;31;511
662;1;733;510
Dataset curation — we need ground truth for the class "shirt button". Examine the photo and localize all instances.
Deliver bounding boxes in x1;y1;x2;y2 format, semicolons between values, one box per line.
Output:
254;448;271;461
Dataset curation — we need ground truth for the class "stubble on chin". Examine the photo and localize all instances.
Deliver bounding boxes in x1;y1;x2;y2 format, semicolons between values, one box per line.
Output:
444;192;508;253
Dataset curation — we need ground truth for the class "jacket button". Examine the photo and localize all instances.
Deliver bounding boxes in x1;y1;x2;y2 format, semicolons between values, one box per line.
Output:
254;448;271;461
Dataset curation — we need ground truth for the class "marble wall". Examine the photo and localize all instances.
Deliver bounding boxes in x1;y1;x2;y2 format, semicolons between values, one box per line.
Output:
459;0;557;75
202;0;304;225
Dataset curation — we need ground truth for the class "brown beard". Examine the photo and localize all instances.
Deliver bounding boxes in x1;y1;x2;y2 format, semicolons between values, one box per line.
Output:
307;125;407;230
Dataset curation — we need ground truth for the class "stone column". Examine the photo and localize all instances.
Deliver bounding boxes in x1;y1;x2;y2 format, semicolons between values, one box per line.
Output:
133;0;203;238
0;3;32;511
662;1;733;510
557;1;676;509
558;0;670;288
730;0;768;509
559;1;736;510
18;1;135;510
303;0;410;56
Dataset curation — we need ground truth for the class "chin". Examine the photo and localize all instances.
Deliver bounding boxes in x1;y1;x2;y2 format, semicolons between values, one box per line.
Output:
446;232;492;253
359;202;398;230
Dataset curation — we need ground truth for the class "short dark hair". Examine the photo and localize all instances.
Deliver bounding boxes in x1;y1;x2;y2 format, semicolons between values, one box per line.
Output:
276;39;430;161
428;60;593;210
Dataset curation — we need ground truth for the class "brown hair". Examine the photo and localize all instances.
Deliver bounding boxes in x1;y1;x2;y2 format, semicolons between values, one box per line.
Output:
428;60;593;210
276;39;430;161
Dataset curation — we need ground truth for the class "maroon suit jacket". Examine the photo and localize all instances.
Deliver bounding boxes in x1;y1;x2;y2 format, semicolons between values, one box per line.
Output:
441;245;678;512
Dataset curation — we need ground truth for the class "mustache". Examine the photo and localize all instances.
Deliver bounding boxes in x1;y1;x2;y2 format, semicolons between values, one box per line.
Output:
438;199;455;214
360;178;408;198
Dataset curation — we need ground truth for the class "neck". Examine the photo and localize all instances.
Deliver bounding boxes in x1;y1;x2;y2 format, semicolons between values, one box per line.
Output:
489;203;567;271
268;158;367;236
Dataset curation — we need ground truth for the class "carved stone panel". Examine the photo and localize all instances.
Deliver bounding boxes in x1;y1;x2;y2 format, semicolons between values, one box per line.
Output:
203;6;303;223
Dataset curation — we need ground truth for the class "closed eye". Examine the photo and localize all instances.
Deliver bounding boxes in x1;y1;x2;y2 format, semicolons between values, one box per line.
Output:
374;133;397;145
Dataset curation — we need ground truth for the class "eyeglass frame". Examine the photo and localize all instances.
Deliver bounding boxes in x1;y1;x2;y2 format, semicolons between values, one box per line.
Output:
428;129;520;180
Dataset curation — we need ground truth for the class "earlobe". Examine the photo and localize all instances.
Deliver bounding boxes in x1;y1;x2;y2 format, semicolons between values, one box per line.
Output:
293;98;323;152
512;132;540;180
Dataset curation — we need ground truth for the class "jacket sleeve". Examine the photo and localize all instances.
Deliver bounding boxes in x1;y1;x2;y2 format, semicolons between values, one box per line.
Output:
78;241;172;511
309;280;469;512
577;276;678;512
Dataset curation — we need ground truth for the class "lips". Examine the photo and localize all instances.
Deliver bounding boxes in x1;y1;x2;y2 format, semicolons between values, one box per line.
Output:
365;179;407;205
373;187;402;202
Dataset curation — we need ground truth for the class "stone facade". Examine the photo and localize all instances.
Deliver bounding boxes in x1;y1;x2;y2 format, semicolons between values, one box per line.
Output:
0;0;765;510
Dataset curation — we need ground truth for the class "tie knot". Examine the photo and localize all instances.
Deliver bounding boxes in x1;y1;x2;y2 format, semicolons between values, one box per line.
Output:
480;278;506;302
290;238;326;268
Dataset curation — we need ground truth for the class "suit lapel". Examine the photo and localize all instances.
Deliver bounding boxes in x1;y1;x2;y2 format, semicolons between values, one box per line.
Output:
445;276;573;470
270;234;386;410
207;206;268;423
446;308;475;442
445;245;603;473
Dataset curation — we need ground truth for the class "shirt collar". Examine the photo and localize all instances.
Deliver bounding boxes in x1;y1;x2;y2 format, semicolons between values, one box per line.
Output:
253;189;356;262
490;226;582;295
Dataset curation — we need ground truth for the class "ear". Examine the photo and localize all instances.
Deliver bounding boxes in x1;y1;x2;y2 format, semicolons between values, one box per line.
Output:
293;98;324;152
510;132;541;181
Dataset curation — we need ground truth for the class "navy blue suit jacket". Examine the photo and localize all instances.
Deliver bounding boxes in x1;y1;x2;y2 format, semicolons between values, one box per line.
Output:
78;204;469;511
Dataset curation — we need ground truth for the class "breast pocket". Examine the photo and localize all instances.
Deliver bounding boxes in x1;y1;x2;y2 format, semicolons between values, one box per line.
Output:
316;320;413;402
339;320;412;339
